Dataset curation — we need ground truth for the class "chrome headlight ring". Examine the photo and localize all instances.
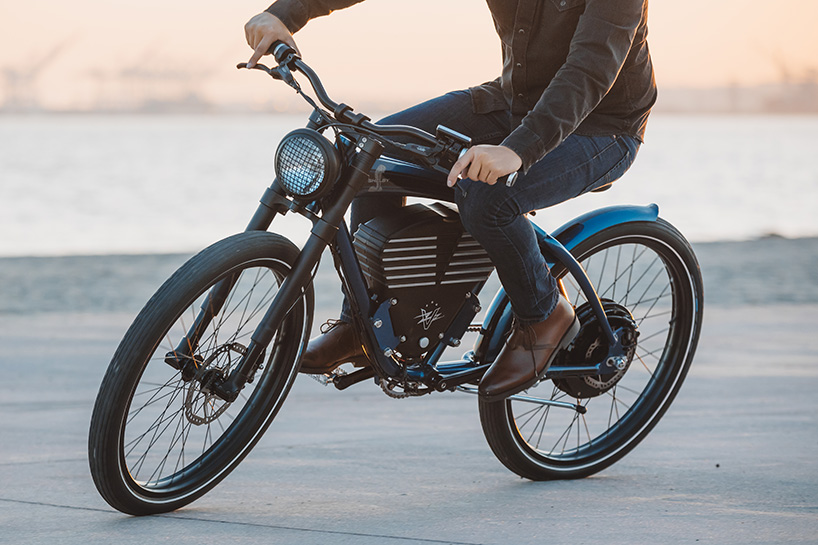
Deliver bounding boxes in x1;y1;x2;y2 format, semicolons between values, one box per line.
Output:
274;128;341;201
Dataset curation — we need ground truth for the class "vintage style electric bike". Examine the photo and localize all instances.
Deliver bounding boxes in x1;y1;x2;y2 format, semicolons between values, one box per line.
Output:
88;44;704;515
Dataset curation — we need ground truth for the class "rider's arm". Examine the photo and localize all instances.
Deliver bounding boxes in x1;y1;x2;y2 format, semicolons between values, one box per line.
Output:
501;0;645;173
265;0;366;33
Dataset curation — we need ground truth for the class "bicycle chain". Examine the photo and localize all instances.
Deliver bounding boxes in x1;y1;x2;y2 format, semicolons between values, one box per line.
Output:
379;379;412;399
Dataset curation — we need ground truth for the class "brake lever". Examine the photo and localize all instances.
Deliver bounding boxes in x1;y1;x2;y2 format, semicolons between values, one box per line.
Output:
237;62;275;76
236;62;295;86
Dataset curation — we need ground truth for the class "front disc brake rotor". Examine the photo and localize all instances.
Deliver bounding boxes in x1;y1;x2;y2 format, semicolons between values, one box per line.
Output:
184;343;247;425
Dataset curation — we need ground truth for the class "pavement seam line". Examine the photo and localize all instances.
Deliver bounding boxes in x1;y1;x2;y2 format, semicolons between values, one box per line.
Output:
0;498;484;545
165;513;486;544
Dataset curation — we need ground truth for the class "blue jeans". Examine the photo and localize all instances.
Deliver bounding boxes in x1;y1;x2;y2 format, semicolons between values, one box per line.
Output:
343;90;640;324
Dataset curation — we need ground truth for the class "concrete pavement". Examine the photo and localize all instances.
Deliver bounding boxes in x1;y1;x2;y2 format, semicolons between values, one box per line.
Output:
1;305;817;544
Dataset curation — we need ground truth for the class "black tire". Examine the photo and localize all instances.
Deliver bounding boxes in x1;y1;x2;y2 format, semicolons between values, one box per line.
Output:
88;232;313;515
479;219;703;480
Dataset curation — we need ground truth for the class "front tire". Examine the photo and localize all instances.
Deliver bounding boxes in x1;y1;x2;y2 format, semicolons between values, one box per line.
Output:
88;232;313;514
479;219;703;480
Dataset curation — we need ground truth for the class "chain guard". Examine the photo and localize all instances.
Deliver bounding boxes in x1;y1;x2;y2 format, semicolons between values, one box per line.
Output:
552;300;638;399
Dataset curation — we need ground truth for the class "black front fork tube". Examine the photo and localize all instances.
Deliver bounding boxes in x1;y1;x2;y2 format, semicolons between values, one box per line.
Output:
165;180;291;372
211;137;386;402
168;116;328;369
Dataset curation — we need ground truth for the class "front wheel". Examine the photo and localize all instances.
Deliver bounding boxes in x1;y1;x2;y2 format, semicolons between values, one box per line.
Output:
479;219;703;480
88;232;313;514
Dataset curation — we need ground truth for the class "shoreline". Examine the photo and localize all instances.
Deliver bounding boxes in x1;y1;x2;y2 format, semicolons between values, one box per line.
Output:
1;233;815;260
2;236;817;315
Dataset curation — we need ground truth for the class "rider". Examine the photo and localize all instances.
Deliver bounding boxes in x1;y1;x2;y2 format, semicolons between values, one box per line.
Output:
244;0;656;401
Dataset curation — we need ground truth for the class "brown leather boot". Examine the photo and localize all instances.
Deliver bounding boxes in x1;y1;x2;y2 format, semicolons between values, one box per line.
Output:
478;296;580;401
299;319;368;375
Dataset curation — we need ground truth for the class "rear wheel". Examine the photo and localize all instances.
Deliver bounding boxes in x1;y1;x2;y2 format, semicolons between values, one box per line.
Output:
88;232;313;514
479;219;703;480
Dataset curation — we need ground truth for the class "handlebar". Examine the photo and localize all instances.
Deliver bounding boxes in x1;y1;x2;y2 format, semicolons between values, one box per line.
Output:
238;42;519;187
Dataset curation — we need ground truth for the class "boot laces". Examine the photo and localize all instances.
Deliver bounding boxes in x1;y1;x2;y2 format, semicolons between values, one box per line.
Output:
319;318;346;334
508;317;538;350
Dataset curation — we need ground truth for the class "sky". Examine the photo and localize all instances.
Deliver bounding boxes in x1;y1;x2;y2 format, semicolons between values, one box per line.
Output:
1;0;817;111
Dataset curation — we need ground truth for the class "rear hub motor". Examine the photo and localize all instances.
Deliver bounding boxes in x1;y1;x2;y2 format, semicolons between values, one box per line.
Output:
552;300;638;399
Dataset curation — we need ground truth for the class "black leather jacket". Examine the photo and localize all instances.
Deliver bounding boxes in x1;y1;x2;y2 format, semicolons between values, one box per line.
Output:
266;0;657;172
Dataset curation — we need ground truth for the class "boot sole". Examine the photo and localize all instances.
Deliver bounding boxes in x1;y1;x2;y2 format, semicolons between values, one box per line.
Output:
299;355;370;375
480;315;581;403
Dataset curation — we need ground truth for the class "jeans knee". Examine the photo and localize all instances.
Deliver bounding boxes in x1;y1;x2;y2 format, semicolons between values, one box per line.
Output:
455;181;516;234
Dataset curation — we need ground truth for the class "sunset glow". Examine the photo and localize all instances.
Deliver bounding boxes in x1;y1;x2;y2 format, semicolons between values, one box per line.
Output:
1;0;817;111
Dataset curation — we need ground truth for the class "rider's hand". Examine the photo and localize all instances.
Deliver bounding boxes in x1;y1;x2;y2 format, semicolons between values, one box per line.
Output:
447;145;522;187
244;12;300;68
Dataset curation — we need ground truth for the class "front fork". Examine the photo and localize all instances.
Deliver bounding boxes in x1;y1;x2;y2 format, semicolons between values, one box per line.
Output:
165;136;385;402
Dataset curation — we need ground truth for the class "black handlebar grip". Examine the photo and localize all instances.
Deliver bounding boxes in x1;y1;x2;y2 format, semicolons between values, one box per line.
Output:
499;171;519;187
271;41;296;64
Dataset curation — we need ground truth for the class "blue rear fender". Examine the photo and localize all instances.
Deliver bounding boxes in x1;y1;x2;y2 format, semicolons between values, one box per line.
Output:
473;204;659;364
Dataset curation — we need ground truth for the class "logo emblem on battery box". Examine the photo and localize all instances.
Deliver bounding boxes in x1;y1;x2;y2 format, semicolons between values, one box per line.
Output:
416;301;444;331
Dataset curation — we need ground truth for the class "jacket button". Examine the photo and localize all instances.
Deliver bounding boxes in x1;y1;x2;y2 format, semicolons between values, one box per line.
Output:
517;93;524;98
518;28;525;34
516;62;522;68
560;0;567;5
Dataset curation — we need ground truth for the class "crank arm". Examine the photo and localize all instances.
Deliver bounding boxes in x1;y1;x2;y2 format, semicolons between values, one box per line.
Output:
456;385;587;414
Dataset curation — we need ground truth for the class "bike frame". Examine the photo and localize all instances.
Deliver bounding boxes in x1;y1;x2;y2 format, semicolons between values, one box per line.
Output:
166;45;662;403
181;154;659;402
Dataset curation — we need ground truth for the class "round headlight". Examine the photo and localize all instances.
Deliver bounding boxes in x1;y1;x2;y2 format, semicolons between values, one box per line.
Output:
275;128;341;201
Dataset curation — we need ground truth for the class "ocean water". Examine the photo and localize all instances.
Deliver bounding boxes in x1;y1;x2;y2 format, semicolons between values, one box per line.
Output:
2;237;818;315
1;113;817;257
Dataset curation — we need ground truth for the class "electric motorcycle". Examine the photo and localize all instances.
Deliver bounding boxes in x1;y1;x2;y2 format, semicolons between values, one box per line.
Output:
88;43;704;515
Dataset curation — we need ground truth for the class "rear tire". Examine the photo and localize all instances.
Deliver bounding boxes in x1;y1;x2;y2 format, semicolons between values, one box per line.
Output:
479;219;703;480
88;232;313;514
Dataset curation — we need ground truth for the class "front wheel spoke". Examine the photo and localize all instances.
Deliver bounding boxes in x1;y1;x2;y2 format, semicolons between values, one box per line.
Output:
203;420;214;453
233;281;280;337
213;273;278;347
129;402;185;479
146;407;188;484
130;376;181;405
170;416;196;483
127;386;182;424
125;384;185;455
234;268;265;335
210;273;247;338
